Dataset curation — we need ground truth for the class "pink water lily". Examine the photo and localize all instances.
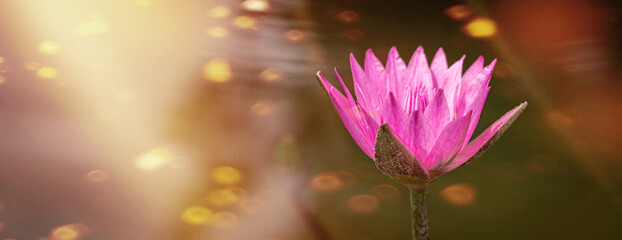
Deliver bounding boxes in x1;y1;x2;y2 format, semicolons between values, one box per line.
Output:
316;46;527;183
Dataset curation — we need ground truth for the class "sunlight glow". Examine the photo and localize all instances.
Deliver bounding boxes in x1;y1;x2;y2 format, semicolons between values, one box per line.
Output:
208;6;231;18
181;206;212;226
211;166;242;185
37;66;59;79
463;17;497;38
241;0;269;12
204;59;232;82
134;148;174;171
440;183;476;206
39;41;61;55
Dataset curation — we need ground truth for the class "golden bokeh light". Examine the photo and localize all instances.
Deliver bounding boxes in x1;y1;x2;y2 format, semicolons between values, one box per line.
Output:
285;29;305;42
347;194;379;214
211;166;242;185
259;68;284;82
234;16;258;29
85;170;108;183
135;0;153;7
39;41;61;55
75;19;109;35
445;5;473;21
440;183;476;206
250;100;275;116
181;206;212;226
371;184;400;201
208;6;231;18
203;58;232;83
463;17;497;38
37;66;59;79
0;76;6;85
241;0;269;12
207;27;229;38
0;56;4;64
205;188;240;207
310;173;344;193
24;61;42;71
50;223;89;240
208;212;238;228
335;10;360;23
134;148;174;171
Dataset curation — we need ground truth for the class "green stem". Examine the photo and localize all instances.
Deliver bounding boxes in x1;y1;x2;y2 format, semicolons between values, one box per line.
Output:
409;186;429;240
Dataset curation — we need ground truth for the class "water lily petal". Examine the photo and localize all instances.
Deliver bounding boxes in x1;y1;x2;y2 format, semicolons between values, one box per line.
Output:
456;59;496;116
443;102;528;174
386;47;408;101
317;72;374;158
351;53;380;117
365;49;387;100
374;124;430;182
430;48;448;88
442;56;465;116
424;89;451;138
402;110;435;161
424;111;472;169
381;92;406;128
462;87;490;149
463;56;484;83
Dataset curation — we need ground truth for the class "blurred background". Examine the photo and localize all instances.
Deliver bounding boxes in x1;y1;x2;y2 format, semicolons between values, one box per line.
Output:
0;0;621;239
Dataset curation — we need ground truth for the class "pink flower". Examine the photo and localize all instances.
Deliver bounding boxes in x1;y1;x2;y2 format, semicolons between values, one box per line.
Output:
316;46;527;183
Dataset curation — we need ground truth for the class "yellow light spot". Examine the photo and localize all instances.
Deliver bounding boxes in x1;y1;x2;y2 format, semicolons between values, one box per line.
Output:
208;212;238;228
24;61;42;71
39;41;61;55
207;27;228;38
445;5;473;21
75;19;109;35
37;66;59;79
181;206;212;226
284;29;305;42
134;148;174;171
463;17;497;38
98;110;114;121
85;170;108;183
211;166;242;185
0;76;6;85
205;188;240;207
440;183;476;206
347;194;379;214
208;6;231;18
135;0;153;7
310;173;343;193
203;58;232;83
0;57;4;64
50;223;88;240
234;16;258;29
371;184;400;200
335;10;360;23
259;68;284;82
250;100;275;116
241;0;269;12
